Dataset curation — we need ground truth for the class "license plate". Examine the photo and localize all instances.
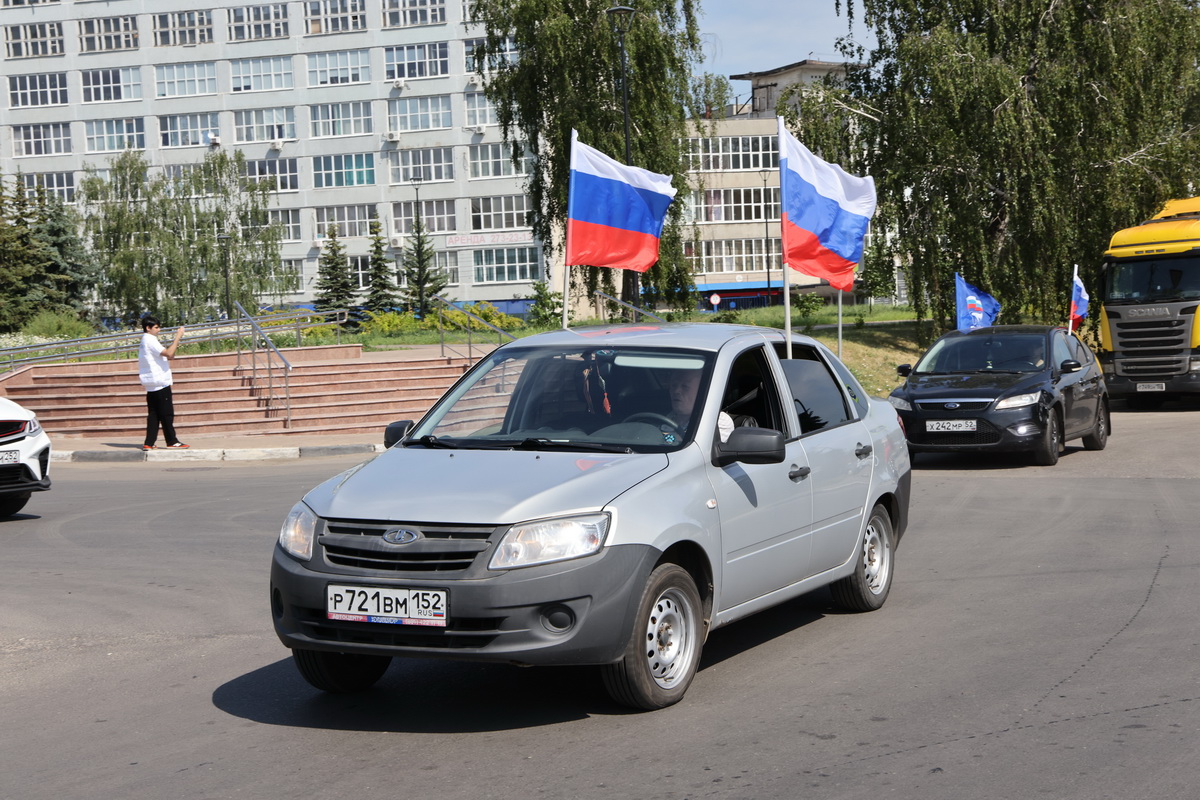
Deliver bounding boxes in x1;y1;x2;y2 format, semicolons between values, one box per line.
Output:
1136;383;1166;392
926;419;976;432
326;584;447;627
0;450;18;464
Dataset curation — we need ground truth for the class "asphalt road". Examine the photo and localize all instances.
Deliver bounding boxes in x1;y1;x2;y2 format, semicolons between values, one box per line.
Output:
2;406;1198;800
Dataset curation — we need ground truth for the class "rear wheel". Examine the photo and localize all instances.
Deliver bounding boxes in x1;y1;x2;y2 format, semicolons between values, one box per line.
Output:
830;504;894;612
1082;401;1109;451
1032;409;1061;466
292;648;392;693
0;492;30;518
602;563;704;710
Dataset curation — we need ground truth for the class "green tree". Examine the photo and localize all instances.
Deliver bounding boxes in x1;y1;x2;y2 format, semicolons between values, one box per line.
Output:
0;179;43;331
398;213;447;319
526;280;565;328
363;220;399;312
470;0;709;310
788;0;1200;326
79;149;285;324
30;188;97;319
313;224;355;312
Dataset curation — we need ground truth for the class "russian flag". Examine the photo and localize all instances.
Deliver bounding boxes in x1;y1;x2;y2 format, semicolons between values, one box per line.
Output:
1070;266;1089;331
565;130;677;273
777;117;876;292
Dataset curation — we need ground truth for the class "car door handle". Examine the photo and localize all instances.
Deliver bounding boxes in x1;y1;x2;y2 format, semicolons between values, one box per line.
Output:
855;443;873;459
789;464;811;481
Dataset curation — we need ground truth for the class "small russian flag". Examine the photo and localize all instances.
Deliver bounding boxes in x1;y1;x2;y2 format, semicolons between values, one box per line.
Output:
564;130;677;273
777;117;876;292
1070;266;1089;331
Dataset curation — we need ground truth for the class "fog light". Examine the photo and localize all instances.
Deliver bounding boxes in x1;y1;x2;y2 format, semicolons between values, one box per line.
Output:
540;605;575;633
1012;423;1037;436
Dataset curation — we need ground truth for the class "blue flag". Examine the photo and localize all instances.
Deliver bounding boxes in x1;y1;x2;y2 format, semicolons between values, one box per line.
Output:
955;273;1000;331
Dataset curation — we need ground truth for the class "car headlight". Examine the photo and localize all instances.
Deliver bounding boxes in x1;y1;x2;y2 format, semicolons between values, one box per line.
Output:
490;513;610;570
25;416;41;435
279;502;319;561
888;395;912;411
996;392;1039;410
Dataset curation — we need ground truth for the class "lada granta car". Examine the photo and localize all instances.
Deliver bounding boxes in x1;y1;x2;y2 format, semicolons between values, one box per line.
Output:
889;325;1109;466
0;397;52;517
270;324;912;710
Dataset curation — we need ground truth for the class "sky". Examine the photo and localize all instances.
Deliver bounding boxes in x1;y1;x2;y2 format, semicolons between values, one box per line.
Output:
697;1;872;97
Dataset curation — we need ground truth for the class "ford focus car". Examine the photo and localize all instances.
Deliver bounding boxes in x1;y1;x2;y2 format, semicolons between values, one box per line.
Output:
0;397;52;517
270;324;912;710
889;325;1109;466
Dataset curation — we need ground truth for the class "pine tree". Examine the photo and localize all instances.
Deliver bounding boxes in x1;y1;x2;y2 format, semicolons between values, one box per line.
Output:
363;219;399;313
398;214;447;319
0;178;46;331
313;224;355;312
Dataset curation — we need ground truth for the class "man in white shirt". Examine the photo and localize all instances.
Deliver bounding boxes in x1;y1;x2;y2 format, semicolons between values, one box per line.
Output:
138;316;188;451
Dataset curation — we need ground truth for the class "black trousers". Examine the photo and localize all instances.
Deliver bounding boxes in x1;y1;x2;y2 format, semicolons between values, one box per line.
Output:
145;386;178;447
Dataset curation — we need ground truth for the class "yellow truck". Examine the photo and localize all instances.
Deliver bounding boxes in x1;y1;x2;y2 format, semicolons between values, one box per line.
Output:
1098;197;1200;406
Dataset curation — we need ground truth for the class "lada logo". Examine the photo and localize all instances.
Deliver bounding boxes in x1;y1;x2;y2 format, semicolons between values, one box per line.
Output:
381;528;420;545
1127;307;1172;318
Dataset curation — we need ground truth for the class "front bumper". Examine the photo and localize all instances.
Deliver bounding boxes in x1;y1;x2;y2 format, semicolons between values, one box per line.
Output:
897;407;1046;454
1101;371;1200;399
271;542;659;667
0;444;51;496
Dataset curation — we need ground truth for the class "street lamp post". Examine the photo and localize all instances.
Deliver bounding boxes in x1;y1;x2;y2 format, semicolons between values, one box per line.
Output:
408;170;425;315
216;233;232;319
759;168;773;305
606;4;637;308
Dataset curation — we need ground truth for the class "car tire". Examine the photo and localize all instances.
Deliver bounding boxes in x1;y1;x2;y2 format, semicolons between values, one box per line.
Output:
0;492;30;518
1082;401;1110;451
292;648;392;693
1032;409;1061;466
602;563;704;710
830;504;894;612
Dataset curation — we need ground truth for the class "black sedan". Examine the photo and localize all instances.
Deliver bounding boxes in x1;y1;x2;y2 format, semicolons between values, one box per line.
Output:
888;325;1109;465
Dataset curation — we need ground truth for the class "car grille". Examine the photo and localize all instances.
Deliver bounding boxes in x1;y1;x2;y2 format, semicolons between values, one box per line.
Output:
1109;311;1196;377
319;519;497;574
0;464;35;487
915;400;991;411
293;604;504;650
909;419;1003;446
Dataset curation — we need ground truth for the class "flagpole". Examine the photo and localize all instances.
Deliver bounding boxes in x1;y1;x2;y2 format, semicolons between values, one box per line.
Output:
837;290;843;358
1068;264;1077;331
562;263;570;330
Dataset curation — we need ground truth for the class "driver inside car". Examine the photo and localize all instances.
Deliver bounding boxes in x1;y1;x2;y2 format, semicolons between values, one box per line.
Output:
664;367;747;443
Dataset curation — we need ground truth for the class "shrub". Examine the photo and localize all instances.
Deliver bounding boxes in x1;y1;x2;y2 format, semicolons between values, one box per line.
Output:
360;310;423;336
21;311;98;341
432;301;525;332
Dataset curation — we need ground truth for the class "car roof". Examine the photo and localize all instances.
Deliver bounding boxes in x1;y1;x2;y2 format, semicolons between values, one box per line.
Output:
942;325;1064;340
501;322;818;354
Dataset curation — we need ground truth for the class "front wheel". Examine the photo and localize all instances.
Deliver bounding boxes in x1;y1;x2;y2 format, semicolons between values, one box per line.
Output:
0;492;30;518
602;563;704;710
1082;401;1109;451
830;504;894;612
1032;409;1061;466
292;648;392;693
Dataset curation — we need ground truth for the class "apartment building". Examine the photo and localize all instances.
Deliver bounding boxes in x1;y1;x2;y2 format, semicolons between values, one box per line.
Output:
0;0;541;315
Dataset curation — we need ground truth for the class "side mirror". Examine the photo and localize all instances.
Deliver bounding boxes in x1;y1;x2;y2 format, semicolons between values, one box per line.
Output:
713;426;786;467
1059;359;1082;374
383;419;414;448
897;364;912;377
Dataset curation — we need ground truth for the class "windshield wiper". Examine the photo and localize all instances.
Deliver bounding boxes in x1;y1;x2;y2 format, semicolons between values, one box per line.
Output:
403;435;458;449
514;438;633;454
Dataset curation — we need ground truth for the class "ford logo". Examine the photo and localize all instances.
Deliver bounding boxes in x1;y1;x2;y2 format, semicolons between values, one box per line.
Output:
381;528;420;545
944;402;960;409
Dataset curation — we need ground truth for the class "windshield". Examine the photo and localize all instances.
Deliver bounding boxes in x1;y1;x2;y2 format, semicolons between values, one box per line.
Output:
915;333;1048;374
408;344;713;452
1103;256;1200;303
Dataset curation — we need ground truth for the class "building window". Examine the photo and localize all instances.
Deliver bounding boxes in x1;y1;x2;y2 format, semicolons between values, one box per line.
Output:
22;172;74;203
231;55;294;93
153;11;214;47
388;95;451;131
435;251;458;285
463;91;497;127
5;22;64;58
388;147;452;183
683;135;778;172
474;246;540;284
305;0;367;35
155;62;217;97
81;67;141;103
385;42;449;80
3;0;63;6
244;158;299;191
686;238;780;274
348;254;370;289
228;4;289;42
383;0;445;28
159;113;220;148
468;142;530;179
269;208;302;240
309;101;373;137
393;198;455;234
234;107;295;142
315;205;376;237
686;187;775;223
463;36;517;72
13;122;71;157
471;194;530;231
274;258;303;292
78;16;137;53
313;153;375;188
85;118;145;153
307;49;370;86
8;72;67;107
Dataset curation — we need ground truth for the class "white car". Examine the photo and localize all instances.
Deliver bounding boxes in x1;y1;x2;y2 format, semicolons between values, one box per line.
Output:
0;397;52;517
271;324;912;709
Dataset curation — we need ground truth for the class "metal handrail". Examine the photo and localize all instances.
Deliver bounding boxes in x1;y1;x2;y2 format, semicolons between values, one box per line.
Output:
592;290;665;323
232;301;294;428
431;295;516;361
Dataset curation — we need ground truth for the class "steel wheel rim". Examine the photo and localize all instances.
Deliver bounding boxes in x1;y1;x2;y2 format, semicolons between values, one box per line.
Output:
862;517;892;595
643;587;697;689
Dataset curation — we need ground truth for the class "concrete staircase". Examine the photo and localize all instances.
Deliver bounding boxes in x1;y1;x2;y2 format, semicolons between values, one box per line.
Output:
0;344;478;439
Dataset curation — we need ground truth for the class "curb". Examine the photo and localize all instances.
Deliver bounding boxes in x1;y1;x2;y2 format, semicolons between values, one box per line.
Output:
50;443;383;463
